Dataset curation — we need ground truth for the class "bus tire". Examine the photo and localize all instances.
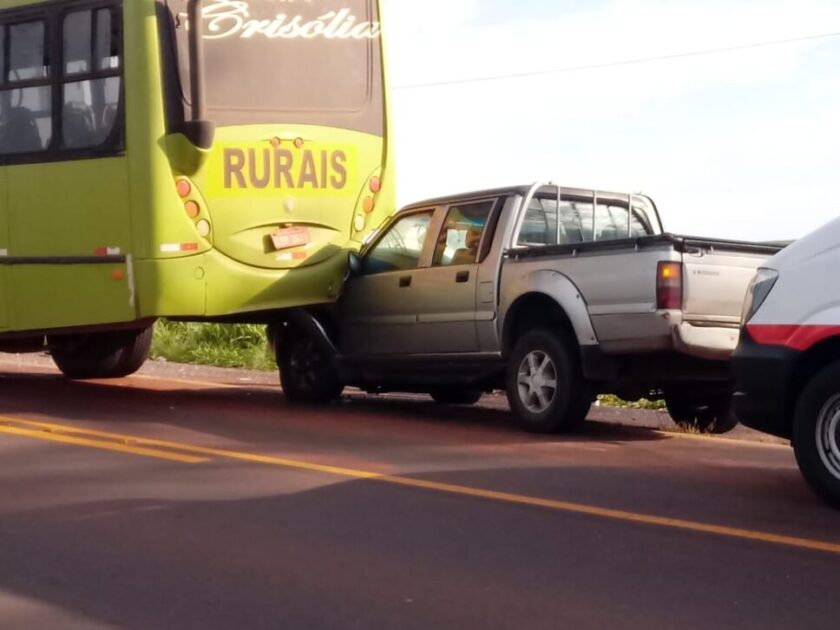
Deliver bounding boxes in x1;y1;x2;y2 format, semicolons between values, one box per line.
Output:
50;325;154;380
792;362;840;507
277;333;343;404
665;392;738;434
429;387;483;406
505;329;591;434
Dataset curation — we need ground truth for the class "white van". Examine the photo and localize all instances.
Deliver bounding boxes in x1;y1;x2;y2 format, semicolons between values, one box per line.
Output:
733;219;840;506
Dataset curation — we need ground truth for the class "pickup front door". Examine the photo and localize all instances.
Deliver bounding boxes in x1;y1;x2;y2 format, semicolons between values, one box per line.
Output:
341;209;437;356
414;199;498;354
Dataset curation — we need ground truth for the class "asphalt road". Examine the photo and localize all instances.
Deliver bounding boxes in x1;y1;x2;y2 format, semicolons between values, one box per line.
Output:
0;355;837;629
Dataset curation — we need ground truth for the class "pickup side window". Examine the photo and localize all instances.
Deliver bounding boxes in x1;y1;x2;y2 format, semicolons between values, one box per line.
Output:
432;200;496;266
593;203;650;241
518;198;588;246
519;197;654;246
362;211;433;275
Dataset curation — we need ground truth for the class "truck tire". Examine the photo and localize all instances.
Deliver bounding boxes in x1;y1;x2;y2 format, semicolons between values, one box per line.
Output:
792;362;840;507
277;333;343;404
665;392;738;434
506;329;592;434
50;325;154;380
429;387;483;406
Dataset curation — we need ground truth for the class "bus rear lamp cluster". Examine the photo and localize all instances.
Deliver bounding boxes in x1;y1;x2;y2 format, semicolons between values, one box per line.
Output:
196;220;212;238
185;200;201;219
656;261;683;310
176;179;192;198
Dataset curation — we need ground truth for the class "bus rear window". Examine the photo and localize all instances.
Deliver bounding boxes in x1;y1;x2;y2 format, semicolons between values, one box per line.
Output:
164;0;383;133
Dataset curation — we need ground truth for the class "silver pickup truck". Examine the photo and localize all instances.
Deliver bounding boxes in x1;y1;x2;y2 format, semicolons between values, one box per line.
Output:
271;183;782;434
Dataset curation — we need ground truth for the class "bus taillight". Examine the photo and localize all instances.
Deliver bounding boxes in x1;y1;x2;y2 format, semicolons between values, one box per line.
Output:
196;220;211;238
176;179;192;198
369;177;381;193
185;201;201;219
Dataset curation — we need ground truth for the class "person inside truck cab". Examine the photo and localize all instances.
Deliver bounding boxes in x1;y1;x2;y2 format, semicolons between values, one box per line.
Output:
451;229;482;265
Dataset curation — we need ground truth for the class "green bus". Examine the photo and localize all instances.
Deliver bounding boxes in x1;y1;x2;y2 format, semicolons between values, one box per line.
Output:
0;0;394;377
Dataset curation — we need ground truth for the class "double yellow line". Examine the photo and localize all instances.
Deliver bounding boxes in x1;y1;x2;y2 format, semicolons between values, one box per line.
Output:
1;414;839;556
0;418;208;464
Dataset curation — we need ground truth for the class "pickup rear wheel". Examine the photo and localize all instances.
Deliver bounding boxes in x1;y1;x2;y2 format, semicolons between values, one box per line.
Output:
429;388;483;406
792;362;840;507
276;333;344;404
665;393;738;434
506;330;592;434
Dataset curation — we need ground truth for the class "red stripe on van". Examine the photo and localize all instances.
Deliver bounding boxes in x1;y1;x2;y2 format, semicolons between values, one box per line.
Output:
747;324;840;351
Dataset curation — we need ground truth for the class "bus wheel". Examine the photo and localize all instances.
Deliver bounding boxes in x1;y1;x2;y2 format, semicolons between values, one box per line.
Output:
792;362;840;507
276;333;343;404
664;392;738;434
49;325;154;380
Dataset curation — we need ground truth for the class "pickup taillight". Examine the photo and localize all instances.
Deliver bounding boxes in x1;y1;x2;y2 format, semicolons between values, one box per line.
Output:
657;262;683;310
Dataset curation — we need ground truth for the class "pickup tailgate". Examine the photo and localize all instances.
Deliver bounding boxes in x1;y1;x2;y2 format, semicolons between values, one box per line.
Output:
679;237;784;326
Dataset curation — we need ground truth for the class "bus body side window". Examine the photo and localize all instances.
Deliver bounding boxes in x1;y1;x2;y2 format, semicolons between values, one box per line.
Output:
0;20;52;154
61;7;123;150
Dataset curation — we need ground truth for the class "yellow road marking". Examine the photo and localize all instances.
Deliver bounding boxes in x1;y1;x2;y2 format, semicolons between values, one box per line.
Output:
132;374;263;390
0;424;208;464
1;416;837;555
654;429;789;450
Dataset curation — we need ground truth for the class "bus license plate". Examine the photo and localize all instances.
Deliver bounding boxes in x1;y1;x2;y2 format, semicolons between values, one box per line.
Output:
271;227;309;250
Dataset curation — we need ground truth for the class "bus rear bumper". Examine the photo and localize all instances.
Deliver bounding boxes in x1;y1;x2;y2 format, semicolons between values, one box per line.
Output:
134;248;349;319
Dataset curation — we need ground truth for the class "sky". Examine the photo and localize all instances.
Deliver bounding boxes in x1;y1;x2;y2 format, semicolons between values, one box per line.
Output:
381;0;840;241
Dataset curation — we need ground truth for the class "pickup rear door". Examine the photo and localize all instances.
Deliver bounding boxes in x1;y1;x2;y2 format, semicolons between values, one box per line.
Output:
340;208;439;356
413;198;499;354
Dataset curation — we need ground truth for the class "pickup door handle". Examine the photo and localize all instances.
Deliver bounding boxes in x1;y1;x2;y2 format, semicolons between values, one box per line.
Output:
455;270;470;283
399;275;412;288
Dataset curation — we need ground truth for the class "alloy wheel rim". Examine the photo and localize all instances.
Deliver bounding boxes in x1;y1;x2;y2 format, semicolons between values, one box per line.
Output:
815;394;840;480
517;350;558;414
290;341;321;390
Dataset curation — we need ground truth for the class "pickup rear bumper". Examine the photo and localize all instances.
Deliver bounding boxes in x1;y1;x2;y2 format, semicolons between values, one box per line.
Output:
671;321;740;361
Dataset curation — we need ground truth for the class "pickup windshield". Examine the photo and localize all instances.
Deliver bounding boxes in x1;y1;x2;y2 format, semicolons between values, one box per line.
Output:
161;0;383;133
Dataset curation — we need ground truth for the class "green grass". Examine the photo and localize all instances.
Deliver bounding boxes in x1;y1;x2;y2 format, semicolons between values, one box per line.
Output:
150;320;275;371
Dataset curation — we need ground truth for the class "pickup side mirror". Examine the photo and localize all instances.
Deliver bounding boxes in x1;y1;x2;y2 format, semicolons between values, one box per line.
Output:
348;251;363;276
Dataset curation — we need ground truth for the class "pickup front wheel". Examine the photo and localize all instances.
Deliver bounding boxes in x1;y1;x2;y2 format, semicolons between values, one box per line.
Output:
506;330;592;434
276;332;344;404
